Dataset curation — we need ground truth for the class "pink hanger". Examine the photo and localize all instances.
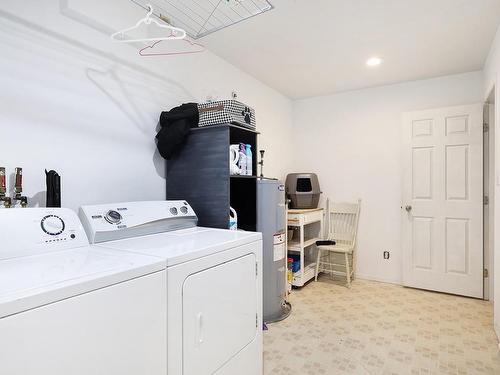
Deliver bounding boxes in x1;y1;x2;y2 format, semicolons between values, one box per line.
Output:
138;32;205;56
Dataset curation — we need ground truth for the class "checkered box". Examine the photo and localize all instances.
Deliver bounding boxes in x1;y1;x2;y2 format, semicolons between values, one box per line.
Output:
198;100;256;130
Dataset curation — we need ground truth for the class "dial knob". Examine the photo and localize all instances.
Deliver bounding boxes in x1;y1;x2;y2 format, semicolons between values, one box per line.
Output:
105;210;122;224
41;215;65;236
180;206;188;214
170;207;178;215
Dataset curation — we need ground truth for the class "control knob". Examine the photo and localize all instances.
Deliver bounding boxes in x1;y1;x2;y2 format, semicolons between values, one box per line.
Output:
41;215;65;236
105;210;122;224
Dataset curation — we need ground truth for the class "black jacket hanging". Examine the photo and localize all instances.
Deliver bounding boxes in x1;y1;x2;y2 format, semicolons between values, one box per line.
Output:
156;103;199;159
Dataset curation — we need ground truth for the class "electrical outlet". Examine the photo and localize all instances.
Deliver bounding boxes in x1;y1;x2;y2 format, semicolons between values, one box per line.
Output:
383;251;390;260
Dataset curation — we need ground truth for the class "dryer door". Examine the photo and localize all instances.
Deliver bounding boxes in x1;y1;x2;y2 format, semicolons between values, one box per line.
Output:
183;253;258;375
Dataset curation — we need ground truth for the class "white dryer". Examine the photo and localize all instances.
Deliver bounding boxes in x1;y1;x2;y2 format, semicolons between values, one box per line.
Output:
79;201;263;375
0;208;167;375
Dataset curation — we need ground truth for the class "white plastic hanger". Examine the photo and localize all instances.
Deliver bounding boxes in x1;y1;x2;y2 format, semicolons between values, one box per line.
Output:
111;4;186;43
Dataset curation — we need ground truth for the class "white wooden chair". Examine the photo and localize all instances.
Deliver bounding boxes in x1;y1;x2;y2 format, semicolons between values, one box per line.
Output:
315;199;361;288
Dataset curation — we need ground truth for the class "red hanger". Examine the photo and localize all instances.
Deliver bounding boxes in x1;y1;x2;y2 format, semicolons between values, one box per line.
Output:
139;34;205;56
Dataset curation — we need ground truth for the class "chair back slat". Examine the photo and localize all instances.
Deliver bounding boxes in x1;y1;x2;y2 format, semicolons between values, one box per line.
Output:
331;232;354;243
330;202;359;214
327;199;361;248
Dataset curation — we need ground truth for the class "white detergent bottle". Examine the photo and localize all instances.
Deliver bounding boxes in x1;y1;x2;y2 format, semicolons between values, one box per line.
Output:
238;143;247;174
245;144;252;176
229;207;238;230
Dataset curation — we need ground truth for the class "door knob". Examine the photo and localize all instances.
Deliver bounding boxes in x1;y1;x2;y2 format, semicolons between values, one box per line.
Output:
405;205;412;212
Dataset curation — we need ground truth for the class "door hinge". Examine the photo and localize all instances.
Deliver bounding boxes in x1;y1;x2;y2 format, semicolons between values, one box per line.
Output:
484;123;489;132
484;268;489;278
484;196;489;205
256;262;258;277
256;313;258;328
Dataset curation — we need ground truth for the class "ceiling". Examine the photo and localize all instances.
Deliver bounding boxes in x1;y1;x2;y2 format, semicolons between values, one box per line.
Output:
200;0;500;99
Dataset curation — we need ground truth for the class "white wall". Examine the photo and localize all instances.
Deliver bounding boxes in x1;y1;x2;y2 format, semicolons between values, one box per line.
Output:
292;72;484;284
0;1;293;211
484;25;500;99
1;2;496;299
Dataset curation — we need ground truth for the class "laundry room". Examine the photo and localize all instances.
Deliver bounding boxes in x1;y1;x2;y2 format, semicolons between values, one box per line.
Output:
1;1;500;374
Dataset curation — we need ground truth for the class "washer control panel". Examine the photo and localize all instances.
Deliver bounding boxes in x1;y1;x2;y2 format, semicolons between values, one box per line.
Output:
79;201;198;244
0;208;89;260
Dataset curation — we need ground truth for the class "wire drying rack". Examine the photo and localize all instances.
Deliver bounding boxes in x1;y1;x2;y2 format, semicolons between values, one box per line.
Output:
130;0;273;39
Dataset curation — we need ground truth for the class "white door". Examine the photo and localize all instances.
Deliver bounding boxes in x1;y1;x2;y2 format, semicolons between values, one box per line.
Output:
402;104;483;298
182;254;258;375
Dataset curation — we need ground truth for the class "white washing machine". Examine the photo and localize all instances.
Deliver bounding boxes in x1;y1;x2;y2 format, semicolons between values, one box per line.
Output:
0;208;168;375
79;201;263;375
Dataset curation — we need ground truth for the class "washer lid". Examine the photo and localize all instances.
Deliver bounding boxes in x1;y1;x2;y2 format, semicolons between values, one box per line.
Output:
0;246;166;318
96;227;262;266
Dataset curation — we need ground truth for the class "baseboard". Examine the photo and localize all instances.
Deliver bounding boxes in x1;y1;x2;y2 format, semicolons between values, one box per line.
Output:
356;273;402;286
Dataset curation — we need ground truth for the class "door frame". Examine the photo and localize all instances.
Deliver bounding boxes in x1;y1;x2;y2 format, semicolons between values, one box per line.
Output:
484;99;496;301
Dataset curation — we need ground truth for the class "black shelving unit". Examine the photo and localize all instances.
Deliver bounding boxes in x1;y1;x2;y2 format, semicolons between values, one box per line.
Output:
166;124;258;231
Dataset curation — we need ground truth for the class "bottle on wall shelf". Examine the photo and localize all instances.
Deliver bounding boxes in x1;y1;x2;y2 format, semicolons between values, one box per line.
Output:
238;143;247;175
245;144;252;176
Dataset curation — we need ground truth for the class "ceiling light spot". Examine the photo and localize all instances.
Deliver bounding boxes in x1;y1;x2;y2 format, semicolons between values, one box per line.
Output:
366;57;383;67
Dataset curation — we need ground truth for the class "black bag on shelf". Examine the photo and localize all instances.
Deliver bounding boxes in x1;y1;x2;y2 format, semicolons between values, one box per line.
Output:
156;103;199;160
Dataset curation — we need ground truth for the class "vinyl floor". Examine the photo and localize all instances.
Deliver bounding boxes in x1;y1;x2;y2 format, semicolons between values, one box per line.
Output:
263;278;499;374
